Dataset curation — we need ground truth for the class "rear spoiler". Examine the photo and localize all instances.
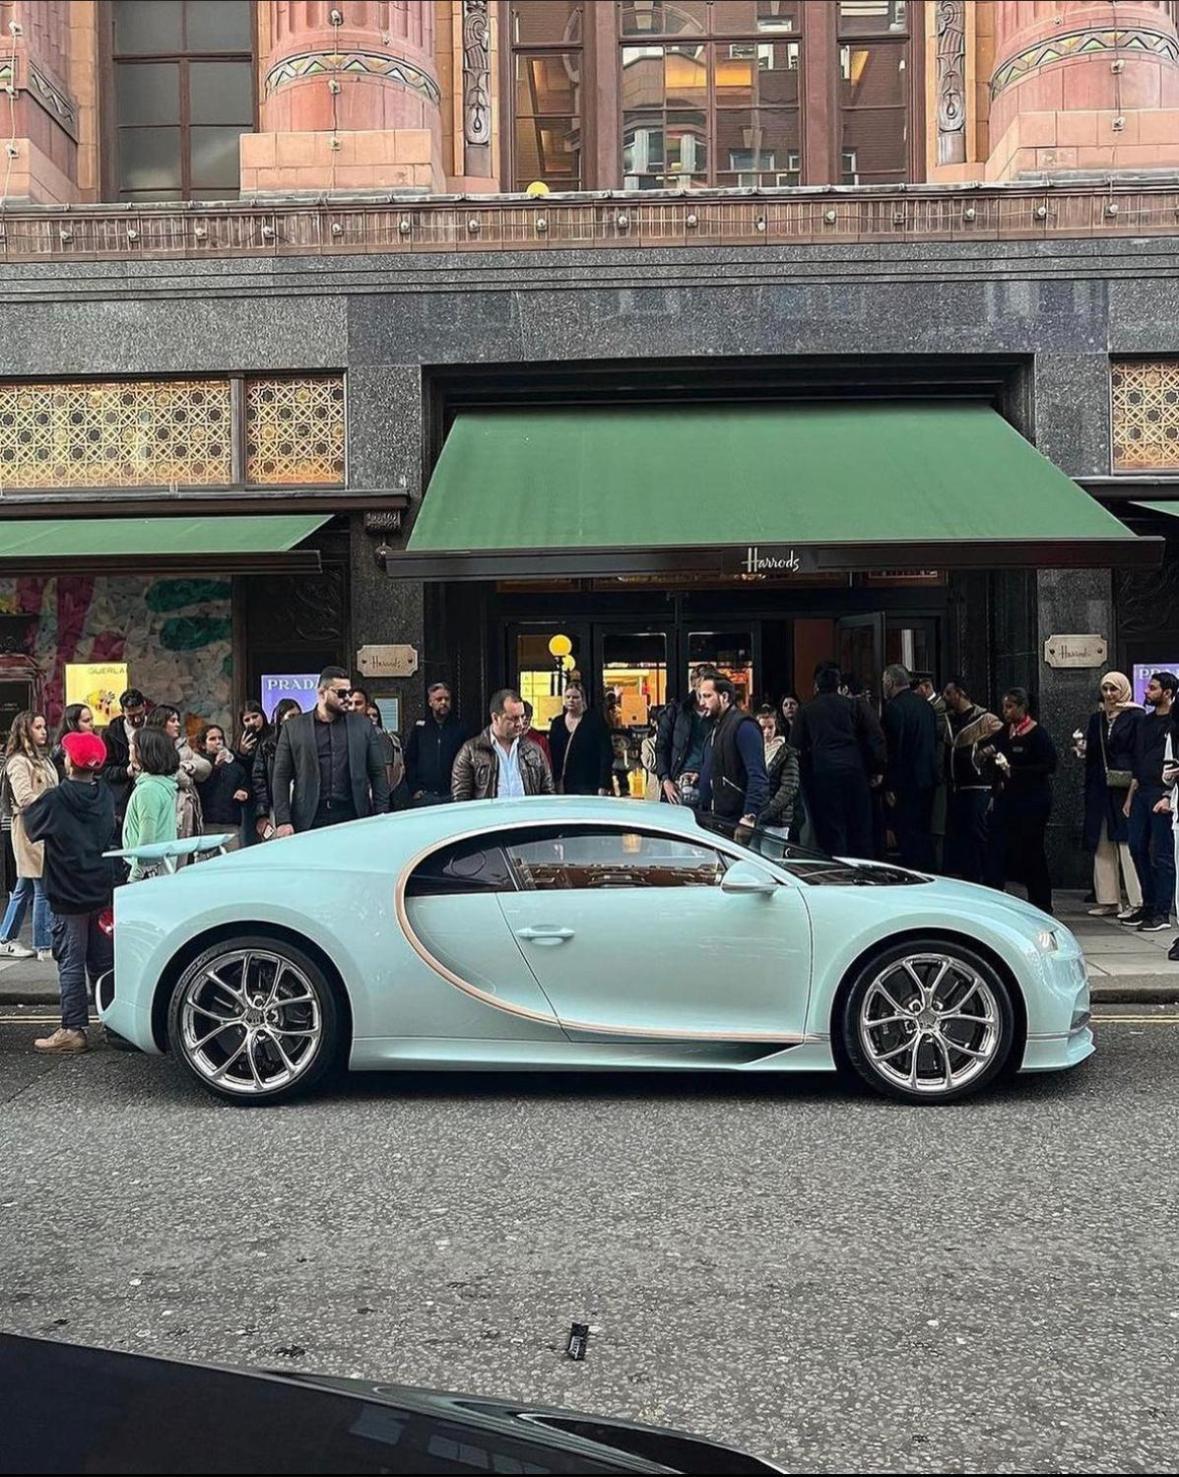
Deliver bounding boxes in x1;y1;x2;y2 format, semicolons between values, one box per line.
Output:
104;835;235;875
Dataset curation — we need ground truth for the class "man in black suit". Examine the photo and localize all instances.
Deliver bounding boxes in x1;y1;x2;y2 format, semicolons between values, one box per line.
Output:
100;686;149;824
882;662;939;871
272;667;390;836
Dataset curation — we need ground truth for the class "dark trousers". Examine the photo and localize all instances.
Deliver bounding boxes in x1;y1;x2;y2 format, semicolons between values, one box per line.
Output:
890;786;936;871
52;910;113;1031
1129;789;1176;918
807;768;873;859
311;799;357;831
945;788;990;884
986;803;1053;915
411;791;452;807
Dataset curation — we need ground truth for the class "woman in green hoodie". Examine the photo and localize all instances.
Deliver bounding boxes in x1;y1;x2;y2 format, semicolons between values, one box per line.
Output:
122;727;180;881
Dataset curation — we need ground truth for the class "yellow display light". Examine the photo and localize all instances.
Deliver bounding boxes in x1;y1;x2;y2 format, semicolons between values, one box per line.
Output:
548;633;573;657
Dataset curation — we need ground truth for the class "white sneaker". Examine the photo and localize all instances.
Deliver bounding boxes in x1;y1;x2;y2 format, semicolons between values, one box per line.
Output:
36;948;52;962
0;940;35;958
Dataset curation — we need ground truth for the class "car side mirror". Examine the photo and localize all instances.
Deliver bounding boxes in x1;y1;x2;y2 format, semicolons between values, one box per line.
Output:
720;860;778;896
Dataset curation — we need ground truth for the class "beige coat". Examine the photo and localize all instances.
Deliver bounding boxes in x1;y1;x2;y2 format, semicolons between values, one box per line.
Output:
6;751;58;878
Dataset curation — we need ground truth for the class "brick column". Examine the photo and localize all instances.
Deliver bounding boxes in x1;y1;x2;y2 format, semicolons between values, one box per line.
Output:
0;0;81;204
242;1;444;197
987;0;1179;178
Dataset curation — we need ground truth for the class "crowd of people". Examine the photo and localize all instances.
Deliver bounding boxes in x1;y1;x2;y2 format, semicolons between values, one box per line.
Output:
9;658;1179;1056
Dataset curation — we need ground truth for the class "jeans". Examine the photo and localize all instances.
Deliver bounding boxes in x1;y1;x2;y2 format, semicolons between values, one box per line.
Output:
0;874;53;949
52;910;113;1031
1128;789;1176;918
945;789;991;884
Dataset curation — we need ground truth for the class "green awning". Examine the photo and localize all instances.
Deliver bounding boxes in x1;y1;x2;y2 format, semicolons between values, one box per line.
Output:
1132;500;1179;519
0;514;331;575
401;402;1158;579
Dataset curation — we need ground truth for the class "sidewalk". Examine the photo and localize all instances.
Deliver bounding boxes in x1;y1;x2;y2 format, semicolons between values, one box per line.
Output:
0;890;1176;1010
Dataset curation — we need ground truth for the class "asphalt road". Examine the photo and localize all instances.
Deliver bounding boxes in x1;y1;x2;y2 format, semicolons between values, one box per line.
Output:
2;1009;1178;1474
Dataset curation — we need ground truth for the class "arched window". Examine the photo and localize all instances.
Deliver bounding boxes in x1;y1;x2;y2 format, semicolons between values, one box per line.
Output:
109;0;255;201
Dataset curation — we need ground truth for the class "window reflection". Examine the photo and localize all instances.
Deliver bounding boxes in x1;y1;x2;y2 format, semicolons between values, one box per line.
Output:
622;37;799;190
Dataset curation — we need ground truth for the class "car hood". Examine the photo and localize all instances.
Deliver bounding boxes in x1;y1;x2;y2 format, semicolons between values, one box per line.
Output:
859;866;1077;943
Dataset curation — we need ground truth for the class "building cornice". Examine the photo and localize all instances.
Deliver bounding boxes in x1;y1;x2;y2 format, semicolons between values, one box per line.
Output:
0;180;1177;265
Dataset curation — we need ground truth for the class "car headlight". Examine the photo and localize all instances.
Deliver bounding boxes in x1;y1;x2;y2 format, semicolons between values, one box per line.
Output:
1036;928;1060;953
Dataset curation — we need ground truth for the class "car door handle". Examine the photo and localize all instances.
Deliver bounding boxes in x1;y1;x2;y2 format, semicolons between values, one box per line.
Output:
516;926;575;943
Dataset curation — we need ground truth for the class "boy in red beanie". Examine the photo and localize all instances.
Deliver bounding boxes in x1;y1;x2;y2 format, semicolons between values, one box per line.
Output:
23;729;117;1053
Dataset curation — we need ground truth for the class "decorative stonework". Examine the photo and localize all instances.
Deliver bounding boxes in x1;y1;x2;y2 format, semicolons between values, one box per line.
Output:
992;27;1179;98
1112;360;1179;472
0;379;233;489
264;50;441;104
26;61;76;135
245;377;346;487
936;1;966;166
462;0;491;148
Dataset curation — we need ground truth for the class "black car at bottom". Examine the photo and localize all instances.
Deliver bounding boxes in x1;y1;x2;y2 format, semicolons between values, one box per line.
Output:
0;1334;782;1474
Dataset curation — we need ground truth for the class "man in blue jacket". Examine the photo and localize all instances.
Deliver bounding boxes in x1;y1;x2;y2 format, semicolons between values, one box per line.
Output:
696;676;768;841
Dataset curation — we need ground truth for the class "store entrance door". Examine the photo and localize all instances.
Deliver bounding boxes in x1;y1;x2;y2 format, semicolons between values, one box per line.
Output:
595;626;670;797
836;614;884;703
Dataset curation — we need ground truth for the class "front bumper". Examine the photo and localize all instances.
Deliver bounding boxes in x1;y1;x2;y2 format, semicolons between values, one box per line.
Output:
1020;945;1093;1073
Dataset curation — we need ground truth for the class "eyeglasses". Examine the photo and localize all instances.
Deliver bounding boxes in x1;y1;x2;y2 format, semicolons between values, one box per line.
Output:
331;687;352;698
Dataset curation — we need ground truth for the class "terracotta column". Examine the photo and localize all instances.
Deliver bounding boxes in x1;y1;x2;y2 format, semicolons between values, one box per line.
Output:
987;0;1179;178
0;0;81;204
242;1;444;196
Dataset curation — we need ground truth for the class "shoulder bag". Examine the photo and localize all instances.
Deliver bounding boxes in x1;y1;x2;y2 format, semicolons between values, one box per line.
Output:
1099;715;1133;790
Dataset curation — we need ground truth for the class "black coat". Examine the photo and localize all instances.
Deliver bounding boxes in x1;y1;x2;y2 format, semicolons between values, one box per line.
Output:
271;711;390;832
548;709;613;795
654;697;709;783
99;719;136;818
404;712;468;797
883;688;939;793
1082;707;1141;850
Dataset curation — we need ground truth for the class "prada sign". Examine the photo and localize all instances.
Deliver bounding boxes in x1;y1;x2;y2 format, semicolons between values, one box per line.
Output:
723;545;819;577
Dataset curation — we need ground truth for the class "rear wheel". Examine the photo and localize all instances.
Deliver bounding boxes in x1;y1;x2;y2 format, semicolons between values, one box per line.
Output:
840;940;1016;1104
167;936;340;1106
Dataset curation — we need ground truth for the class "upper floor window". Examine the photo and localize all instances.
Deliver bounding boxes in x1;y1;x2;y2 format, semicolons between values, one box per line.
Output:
620;1;802;190
111;0;255;202
838;0;910;185
508;1;584;193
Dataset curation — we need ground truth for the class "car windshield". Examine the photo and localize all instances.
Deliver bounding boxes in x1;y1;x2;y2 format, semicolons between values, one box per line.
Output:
694;814;930;887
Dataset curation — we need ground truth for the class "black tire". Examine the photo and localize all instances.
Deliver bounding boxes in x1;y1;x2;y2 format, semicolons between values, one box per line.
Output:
166;934;341;1106
839;938;1016;1105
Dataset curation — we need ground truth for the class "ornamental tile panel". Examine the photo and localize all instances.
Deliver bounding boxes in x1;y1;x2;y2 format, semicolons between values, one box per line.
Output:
1112;360;1179;472
245;377;345;487
0;379;232;489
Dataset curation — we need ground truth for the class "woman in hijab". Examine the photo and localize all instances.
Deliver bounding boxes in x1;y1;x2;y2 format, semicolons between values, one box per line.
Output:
1079;670;1143;918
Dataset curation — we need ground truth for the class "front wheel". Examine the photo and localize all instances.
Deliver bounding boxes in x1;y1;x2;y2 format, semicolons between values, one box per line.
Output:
167;936;340;1106
840;941;1016;1104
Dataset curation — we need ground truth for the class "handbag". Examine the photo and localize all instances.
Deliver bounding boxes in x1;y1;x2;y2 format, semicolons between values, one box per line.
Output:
1099;716;1133;790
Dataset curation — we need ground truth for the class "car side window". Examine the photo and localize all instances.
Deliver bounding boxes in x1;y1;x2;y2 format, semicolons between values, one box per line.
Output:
405;838;516;897
504;826;728;892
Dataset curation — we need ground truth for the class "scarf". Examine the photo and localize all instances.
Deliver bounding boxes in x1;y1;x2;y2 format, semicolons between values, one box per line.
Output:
1100;670;1142;716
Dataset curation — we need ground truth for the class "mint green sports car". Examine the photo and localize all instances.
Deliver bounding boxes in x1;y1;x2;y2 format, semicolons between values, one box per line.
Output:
97;797;1093;1107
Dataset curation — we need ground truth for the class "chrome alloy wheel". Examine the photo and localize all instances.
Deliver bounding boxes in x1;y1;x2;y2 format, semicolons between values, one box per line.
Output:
858;952;1002;1096
179;950;322;1098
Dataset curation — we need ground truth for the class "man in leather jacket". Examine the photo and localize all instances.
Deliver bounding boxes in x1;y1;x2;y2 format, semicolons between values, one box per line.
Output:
452;689;554;801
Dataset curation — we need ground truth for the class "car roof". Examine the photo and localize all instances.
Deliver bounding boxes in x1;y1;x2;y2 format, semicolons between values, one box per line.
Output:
391;796;706;838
